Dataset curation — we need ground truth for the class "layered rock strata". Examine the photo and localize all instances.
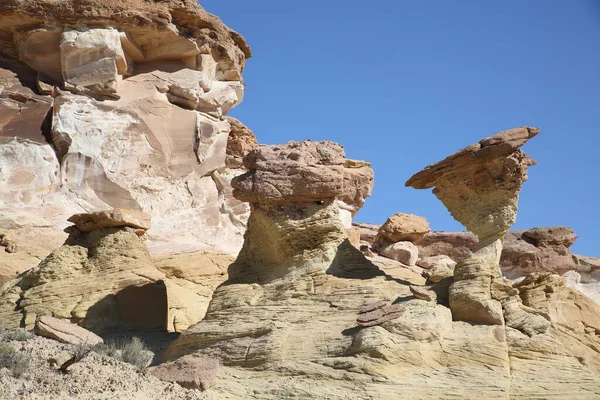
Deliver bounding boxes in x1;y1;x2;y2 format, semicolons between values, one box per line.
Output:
162;136;600;399
406;127;550;332
0;210;232;333
0;0;254;283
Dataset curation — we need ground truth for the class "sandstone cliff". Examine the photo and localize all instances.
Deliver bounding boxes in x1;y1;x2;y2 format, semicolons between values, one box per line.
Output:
0;0;255;284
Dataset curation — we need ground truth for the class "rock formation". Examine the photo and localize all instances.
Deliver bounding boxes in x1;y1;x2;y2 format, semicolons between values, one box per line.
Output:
228;140;377;282
159;135;600;399
406;127;550;331
0;210;232;333
0;0;254;284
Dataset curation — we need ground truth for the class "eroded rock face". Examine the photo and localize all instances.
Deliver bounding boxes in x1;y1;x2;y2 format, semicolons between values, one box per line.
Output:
0;0;253;283
0;211;233;333
406;127;546;331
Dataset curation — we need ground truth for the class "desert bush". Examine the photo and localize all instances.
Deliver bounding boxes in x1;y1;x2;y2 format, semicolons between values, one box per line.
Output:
59;341;95;373
120;337;153;371
93;337;153;371
0;343;31;378
3;329;34;342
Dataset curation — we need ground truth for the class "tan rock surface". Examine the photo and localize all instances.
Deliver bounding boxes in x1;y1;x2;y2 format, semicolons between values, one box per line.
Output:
0;212;235;333
68;209;151;234
34;316;103;345
376;212;430;244
407;127;541;328
0;0;253;285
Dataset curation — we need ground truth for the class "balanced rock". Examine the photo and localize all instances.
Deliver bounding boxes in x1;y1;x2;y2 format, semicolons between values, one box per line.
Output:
407;127;543;329
34;316;103;345
68;209;151;235
376;212;430;244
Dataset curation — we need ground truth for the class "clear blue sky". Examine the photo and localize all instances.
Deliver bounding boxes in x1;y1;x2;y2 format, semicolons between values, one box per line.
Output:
203;0;600;256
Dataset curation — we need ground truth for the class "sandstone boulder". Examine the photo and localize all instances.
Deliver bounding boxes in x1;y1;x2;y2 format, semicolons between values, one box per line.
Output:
414;231;478;262
376;212;430;243
417;255;456;270
34;316;103;345
149;354;218;391
379;241;419;265
232;140;374;212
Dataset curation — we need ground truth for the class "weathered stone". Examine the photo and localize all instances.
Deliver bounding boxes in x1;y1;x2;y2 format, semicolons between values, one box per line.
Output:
410;285;436;302
68;209;151;234
379;241;419;266
149;354;218;391
225;117;258;169
377;212;430;243
34;316;103;345
415;231;478;262
417;255;456;270
0;0;254;280
232;140;374;212
522;226;577;248
407;126;540;327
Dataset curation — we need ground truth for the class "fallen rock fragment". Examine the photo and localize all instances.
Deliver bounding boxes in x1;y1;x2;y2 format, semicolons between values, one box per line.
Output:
379;241;419;265
34;316;103;345
149;354;219;391
357;301;406;327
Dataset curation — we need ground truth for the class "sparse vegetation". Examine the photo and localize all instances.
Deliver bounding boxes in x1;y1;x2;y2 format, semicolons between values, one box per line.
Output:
3;329;34;342
59;341;95;373
93;337;153;372
0;342;32;378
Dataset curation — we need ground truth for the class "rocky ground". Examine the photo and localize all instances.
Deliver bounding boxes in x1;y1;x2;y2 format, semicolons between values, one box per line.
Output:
0;329;212;400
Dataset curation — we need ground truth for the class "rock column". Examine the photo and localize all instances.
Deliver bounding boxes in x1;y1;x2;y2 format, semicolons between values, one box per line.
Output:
229;140;375;282
406;127;548;329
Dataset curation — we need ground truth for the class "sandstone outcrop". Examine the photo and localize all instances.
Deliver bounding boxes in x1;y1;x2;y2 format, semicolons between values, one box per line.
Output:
228;140;377;283
0;210;232;333
406;127;552;333
161;134;600;399
0;0;253;285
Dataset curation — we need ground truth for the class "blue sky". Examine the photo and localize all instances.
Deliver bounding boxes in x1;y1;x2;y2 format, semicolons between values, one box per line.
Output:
203;0;600;256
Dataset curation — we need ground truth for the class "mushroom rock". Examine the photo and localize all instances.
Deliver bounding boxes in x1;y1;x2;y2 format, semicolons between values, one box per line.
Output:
0;210;232;333
406;127;549;331
228;140;378;283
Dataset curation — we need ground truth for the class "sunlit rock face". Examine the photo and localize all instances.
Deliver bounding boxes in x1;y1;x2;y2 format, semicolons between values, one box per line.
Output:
407;127;551;333
0;0;255;281
229;140;377;283
0;210;235;333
